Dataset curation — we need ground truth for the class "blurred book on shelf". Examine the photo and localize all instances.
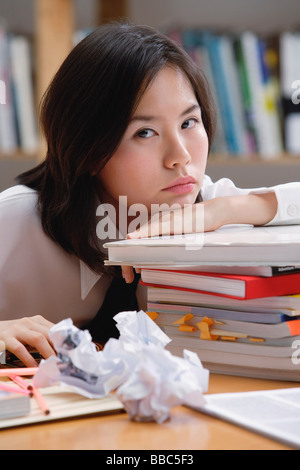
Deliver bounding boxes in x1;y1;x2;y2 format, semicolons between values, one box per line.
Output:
0;21;38;156
0;20;299;160
167;27;300;159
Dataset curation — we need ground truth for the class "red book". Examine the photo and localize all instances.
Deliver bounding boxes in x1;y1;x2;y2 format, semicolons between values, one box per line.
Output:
140;269;300;300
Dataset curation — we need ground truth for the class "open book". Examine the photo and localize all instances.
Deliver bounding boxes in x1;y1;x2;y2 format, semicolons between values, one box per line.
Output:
193;387;300;449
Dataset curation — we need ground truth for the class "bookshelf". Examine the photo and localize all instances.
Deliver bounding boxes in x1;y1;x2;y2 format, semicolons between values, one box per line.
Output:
0;0;299;191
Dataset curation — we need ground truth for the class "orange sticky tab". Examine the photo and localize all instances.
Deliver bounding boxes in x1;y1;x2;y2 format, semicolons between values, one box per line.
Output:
221;336;238;341
184;313;194;322
196;321;219;341
287;319;300;336
210;334;220;341
173;313;194;325
147;311;159;321
249;337;265;342
202;316;214;326
179;325;197;333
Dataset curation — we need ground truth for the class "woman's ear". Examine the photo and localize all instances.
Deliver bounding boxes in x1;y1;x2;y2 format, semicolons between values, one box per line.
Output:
91;165;101;177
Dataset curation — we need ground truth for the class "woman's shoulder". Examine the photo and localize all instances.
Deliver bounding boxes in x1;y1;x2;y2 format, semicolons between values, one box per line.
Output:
0;185;38;220
0;184;37;200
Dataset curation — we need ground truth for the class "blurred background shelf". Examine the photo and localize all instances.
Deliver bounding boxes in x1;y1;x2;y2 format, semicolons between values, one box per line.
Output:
0;0;299;191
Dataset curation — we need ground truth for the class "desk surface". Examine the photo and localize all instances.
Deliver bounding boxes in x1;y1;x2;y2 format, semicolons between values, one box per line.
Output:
0;374;297;450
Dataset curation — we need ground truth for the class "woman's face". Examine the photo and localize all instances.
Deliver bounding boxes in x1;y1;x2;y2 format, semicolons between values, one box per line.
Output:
97;66;209;216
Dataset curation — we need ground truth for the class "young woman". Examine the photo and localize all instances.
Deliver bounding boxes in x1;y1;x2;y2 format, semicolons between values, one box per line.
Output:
0;23;299;366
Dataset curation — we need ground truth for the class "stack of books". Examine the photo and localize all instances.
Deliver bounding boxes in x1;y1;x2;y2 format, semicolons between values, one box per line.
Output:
104;225;300;381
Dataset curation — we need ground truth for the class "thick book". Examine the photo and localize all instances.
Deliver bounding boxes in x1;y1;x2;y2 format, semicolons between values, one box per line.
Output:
9;35;38;153
146;265;300;278
147;287;300;312
150;310;300;339
0;25;18;153
104;225;300;267
166;337;300;382
147;301;298;324
141;268;300;300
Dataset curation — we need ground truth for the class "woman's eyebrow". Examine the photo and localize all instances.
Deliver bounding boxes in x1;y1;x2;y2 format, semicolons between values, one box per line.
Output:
130;103;200;124
180;103;200;117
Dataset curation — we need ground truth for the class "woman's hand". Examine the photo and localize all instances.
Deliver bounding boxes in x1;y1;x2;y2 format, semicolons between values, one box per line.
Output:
121;193;278;283
0;315;56;367
126;193;278;240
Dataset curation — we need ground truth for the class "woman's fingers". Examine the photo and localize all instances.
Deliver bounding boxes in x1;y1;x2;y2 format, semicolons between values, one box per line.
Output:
127;204;205;239
4;337;40;367
0;316;56;366
121;265;135;284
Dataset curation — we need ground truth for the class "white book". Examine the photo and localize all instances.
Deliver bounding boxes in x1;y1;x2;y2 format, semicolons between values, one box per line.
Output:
9;35;38;153
192;388;300;449
0;24;18;152
104;225;300;266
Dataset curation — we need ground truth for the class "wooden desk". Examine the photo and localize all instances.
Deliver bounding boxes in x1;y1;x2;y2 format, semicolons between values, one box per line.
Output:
0;374;296;450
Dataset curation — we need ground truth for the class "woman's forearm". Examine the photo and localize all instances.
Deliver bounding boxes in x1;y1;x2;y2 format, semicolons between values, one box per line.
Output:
206;192;278;229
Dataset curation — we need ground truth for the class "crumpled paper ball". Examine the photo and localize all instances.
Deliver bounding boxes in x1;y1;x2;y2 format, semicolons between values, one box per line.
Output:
116;345;209;423
33;311;209;422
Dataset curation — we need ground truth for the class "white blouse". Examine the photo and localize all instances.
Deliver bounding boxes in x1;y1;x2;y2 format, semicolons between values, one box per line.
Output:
0;175;299;325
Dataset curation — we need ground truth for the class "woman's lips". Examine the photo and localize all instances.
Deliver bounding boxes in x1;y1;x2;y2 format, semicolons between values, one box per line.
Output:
162;177;196;194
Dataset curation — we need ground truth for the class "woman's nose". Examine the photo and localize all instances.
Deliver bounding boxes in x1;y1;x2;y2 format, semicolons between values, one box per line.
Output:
163;135;191;168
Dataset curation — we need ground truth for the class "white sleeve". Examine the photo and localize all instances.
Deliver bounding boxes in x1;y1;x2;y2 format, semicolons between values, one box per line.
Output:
201;174;300;225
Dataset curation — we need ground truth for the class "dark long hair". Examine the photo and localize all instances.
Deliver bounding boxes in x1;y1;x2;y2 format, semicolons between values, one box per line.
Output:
17;23;216;274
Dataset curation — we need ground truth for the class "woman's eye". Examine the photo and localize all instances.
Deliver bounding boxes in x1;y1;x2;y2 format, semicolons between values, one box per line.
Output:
182;118;198;129
136;128;156;139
